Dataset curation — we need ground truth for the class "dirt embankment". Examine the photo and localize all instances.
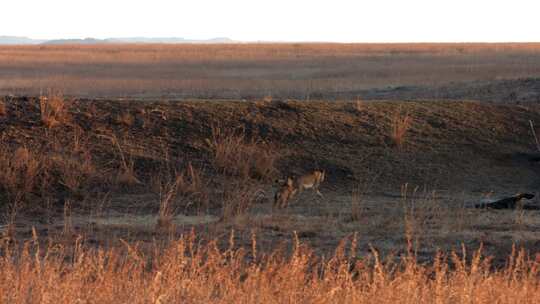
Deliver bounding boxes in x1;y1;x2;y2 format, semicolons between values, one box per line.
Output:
3;96;540;263
2;97;540;196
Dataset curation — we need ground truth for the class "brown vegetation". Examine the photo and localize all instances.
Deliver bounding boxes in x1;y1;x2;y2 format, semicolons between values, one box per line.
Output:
0;98;6;117
391;108;413;150
1;234;540;303
1;96;540;301
206;125;279;181
39;92;71;128
2;43;540;99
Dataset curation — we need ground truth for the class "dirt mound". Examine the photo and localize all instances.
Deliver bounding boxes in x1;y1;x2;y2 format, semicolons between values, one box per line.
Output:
2;97;540;195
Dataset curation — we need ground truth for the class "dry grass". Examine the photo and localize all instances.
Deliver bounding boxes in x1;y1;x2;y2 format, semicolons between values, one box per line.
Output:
39;93;70;129
155;173;183;231
391;107;413;150
2;43;540;99
153;162;211;228
0;144;101;222
1;97;540;301
0;147;41;205
206;126;279;181
107;134;142;187
48;151;96;196
38;92;71;128
354;98;364;113
220;179;265;220
0;234;540;303
116;111;135;127
0;98;6;117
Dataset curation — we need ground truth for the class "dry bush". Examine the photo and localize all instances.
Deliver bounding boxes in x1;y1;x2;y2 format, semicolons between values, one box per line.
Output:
152;163;210;228
105;134;141;187
175;163;209;211
0;147;41;206
1;234;540;303
206;126;279;181
156;173;182;231
153;163;208;201
39;92;71;129
350;175;379;222
220;180;265;220
47;151;97;197
0;144;103;216
0;147;43;232
399;185;447;241
116;111;135;127
391;107;412;150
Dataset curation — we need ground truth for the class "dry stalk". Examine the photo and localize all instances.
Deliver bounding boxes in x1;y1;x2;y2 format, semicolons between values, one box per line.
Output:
206;125;278;181
39;92;71;129
391;107;412;150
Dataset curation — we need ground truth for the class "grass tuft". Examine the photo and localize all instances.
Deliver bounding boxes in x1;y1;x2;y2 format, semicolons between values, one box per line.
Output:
391;107;413;150
39;92;71;129
0;98;6;117
206;126;279;181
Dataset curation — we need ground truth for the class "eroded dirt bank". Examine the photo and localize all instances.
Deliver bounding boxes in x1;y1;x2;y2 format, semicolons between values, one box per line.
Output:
2;97;540;262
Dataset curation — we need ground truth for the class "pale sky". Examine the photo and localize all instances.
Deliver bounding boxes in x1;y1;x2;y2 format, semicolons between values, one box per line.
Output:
2;0;540;42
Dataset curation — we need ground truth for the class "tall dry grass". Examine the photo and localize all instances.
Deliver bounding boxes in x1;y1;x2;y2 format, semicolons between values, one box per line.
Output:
153;163;210;228
0;108;103;218
0;234;539;303
206;126;278;181
220;179;265;220
39;92;71;129
0;98;6;117
391;108;413;150
0;147;42;229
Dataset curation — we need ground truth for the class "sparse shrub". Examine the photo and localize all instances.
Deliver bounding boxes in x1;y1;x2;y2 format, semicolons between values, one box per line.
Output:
107;134;141;187
390;107;412;150
116;111;135;127
70;125;88;154
220;180;265;220
0;147;41;206
400;185;446;244
176;163;209;210
206;126;278;181
0;143;104;214
156;172;183;231
152;162;210;218
39;92;71;128
48;151;97;197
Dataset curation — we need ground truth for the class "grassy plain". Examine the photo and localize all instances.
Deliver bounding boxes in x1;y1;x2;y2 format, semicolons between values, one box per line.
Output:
2;44;540;302
1;43;540;99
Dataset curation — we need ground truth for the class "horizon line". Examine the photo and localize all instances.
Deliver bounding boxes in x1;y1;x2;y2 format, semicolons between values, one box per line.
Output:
1;35;540;44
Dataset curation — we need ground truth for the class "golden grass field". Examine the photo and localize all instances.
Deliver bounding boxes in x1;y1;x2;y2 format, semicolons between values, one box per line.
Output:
1;43;540;99
2;44;540;303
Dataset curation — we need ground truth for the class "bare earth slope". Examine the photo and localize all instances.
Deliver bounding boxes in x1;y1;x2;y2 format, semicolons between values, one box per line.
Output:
2;97;540;263
4;98;540;192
